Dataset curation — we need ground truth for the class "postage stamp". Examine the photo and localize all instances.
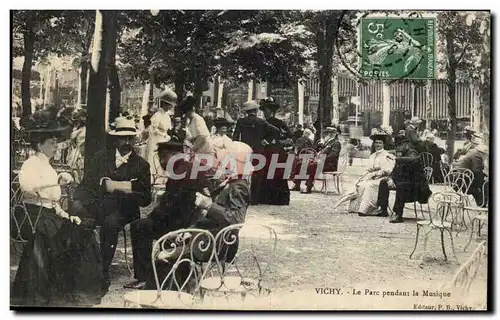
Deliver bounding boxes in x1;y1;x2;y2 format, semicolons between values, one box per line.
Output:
359;17;436;80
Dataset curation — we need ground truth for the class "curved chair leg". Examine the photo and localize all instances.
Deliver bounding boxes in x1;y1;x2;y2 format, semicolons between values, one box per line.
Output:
123;228;133;277
440;230;448;261
420;228;433;263
323;180;328;194
445;228;460;264
409;225;421;259
464;219;476;252
413;202;418;220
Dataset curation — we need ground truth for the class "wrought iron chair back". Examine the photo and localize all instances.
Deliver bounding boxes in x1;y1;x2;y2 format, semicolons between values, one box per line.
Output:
298;148;317;157
423;167;433;183
10;192;44;243
430;193;461;226
420;152;434;168
208;223;277;295
440;161;451;182
444;168;474;196
152;229;216;303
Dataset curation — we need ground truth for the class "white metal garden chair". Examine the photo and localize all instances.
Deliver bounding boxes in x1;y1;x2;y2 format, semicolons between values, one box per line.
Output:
409;193;461;264
463;178;489;252
199;223;277;302
123;228;216;309
318;153;349;195
441;168;474;233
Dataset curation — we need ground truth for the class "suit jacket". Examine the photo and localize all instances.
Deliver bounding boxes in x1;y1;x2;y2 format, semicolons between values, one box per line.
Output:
392;146;431;204
149;160;208;231
422;141;445;164
73;149;152;223
405;125;424;152
232;114;279;150
320;138;342;171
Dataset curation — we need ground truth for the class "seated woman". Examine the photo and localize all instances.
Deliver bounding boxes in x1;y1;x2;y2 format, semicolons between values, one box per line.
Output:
348;128;396;216
11;120;106;307
421;133;445;183
210;117;233;152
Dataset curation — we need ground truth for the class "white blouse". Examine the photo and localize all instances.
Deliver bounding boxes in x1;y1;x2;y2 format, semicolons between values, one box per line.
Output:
368;149;395;175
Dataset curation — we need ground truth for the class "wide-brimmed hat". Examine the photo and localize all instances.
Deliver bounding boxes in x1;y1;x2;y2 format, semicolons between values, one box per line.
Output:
370;128;389;141
213;117;232;128
215;141;253;177
409;116;422;124
242;100;259;112
23;112;70;136
108;117;138;136
178;96;196;114
158;89;177;108
259;97;279;111
156;139;184;152
324;127;338;134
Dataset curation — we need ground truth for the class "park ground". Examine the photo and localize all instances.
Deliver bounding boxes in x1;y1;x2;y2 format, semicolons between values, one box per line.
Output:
10;141;487;310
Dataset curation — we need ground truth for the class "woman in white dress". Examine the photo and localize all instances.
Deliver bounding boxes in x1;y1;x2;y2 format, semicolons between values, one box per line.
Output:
210;117;233;152
145;89;177;181
179;96;214;156
348;128;395;216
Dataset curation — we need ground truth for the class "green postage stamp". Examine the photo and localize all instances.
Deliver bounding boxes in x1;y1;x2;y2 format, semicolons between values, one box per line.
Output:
360;17;436;80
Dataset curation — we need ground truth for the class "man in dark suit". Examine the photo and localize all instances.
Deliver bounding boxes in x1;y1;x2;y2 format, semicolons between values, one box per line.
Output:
232;100;278;204
73;117;152;287
405;116;424;152
456;133;488;206
422;133;445;183
125;140;209;289
376;135;431;222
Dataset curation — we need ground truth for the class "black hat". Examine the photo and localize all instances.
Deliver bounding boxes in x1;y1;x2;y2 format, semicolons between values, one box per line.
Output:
23;113;70;136
259;97;279;111
213;117;232;128
156;140;184;152
178;96;196;114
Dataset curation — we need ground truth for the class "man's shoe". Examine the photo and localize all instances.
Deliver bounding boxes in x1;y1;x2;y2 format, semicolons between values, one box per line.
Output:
375;209;389;217
390;217;404;223
300;189;312;194
123;280;147;290
358;212;367;217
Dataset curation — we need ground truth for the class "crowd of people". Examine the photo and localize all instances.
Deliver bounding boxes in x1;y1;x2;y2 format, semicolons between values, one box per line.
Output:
10;88;489;307
336;116;489;224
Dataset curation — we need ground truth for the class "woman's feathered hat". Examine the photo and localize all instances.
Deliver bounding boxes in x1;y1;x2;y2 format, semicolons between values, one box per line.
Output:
259;97;280;111
370;125;393;141
213;117;232;128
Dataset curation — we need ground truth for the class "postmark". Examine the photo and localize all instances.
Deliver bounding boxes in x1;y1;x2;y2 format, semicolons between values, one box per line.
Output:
360;17;436;80
336;11;437;82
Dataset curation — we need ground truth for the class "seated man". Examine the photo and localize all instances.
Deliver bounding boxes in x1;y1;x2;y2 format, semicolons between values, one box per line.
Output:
455;133;488;206
125;140;209;289
143;141;252;291
72;117;152;288
422;133;445;183
376;135;432;223
293;127;341;193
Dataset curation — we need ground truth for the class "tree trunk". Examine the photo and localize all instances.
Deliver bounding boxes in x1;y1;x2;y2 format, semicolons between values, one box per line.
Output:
445;32;457;161
106;11;120;123
79;60;89;107
84;10;115;181
21;24;35;117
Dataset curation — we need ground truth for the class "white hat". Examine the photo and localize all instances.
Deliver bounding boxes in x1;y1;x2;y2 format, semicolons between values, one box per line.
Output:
108;117;138;136
426;133;435;140
409;116;422;124
157;89;177;107
242;100;259;112
215;141;253;176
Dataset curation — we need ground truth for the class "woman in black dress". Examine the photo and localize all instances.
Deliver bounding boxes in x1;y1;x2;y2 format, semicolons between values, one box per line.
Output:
258;97;294;205
11;120;106;307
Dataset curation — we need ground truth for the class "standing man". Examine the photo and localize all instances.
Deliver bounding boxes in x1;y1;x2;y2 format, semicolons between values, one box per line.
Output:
72;117;152;288
405;116;423;152
232;100;278;205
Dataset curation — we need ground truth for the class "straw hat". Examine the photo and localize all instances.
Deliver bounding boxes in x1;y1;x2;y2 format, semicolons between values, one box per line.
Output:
215;141;253;177
108;117;138;136
158;89;177;108
409;116;422;124
242;100;259;112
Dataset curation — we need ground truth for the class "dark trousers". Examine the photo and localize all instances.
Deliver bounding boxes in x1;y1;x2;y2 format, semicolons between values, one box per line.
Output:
293;161;318;191
130;217;172;281
378;179;413;217
99;210;131;275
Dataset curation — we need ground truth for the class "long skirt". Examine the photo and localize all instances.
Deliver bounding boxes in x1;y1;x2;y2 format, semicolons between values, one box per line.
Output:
258;146;290;206
348;177;385;214
11;205;107;307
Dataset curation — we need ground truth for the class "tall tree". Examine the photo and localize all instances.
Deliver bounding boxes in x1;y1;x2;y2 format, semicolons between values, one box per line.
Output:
437;11;486;160
84;10;117;180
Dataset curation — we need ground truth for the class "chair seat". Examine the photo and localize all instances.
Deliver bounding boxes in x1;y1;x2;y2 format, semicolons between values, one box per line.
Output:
123;290;194;309
200;276;259;293
464;206;488;213
417;220;452;228
472;215;488;222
